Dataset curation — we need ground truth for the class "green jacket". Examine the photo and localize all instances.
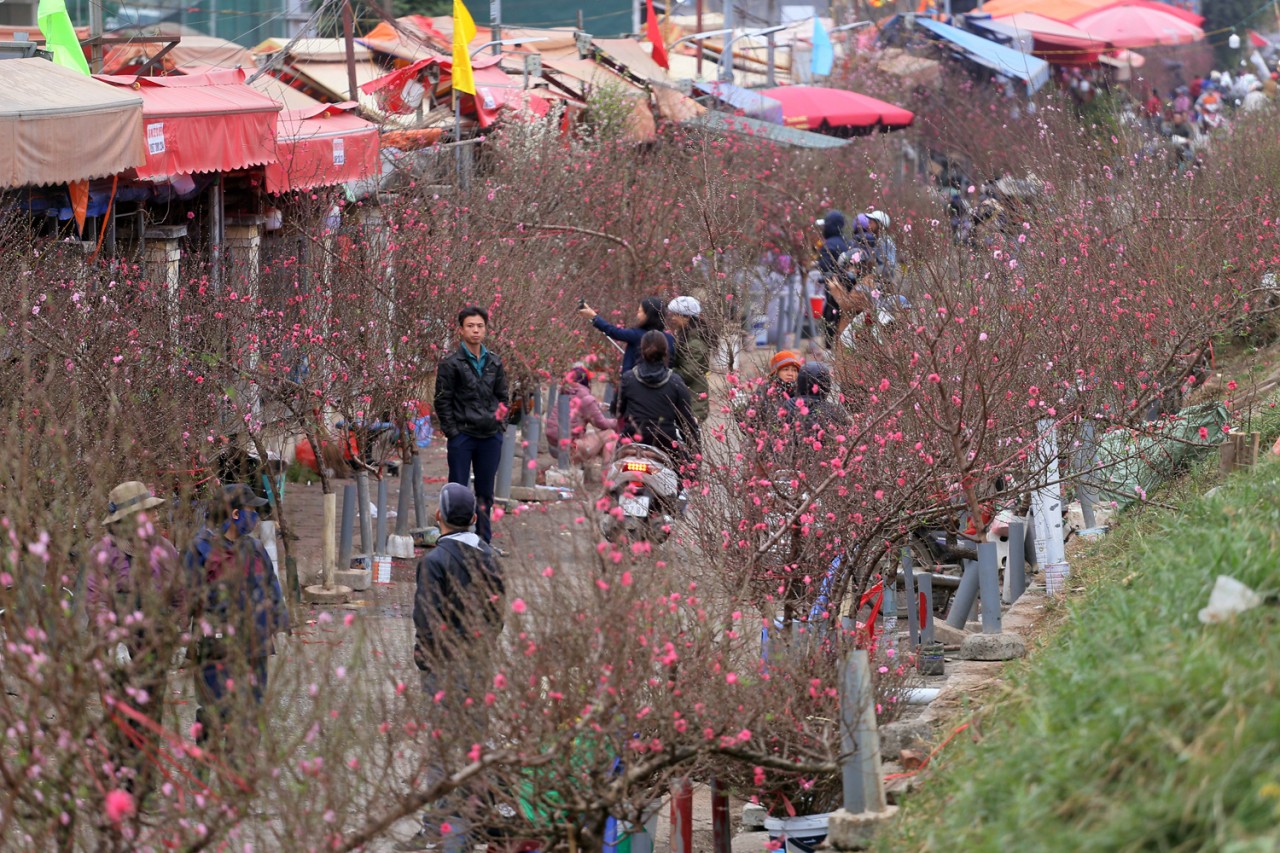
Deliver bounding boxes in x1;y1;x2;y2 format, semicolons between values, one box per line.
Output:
672;331;711;422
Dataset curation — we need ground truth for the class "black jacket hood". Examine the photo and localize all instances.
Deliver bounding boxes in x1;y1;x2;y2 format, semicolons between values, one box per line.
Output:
635;360;672;388
822;211;847;239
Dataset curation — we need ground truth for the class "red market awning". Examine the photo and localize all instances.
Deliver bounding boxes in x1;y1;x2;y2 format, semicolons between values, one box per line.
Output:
760;85;913;132
94;68;281;180
361;55;550;127
265;103;380;193
1069;3;1204;48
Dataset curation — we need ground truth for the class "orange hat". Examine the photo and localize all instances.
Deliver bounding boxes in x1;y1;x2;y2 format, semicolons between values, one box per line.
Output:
770;350;804;374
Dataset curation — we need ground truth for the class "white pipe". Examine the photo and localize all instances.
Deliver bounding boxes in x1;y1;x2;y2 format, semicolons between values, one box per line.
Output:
903;687;941;705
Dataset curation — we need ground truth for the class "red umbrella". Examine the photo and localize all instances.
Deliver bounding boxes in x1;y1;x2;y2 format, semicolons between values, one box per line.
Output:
1070;3;1204;48
761;85;914;134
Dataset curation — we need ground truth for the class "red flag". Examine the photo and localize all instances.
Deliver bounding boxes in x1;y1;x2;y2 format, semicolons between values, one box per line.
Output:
646;0;669;70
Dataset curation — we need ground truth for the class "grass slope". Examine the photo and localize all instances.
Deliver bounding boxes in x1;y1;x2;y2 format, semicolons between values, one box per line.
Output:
885;460;1280;853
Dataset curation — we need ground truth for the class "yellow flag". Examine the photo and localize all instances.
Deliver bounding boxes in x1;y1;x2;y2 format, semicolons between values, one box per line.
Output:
452;0;477;96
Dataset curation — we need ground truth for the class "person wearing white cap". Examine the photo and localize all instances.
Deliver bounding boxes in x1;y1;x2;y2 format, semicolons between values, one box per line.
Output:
865;210;899;285
666;296;711;423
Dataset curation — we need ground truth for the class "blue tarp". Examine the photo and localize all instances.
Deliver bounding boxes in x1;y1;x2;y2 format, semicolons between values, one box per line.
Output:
915;17;1050;94
693;81;786;125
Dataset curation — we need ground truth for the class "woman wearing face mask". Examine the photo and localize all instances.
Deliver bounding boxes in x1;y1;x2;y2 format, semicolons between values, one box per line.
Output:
182;485;290;773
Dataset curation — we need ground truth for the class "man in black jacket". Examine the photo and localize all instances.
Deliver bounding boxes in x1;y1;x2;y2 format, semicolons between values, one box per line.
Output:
400;483;504;852
433;306;510;544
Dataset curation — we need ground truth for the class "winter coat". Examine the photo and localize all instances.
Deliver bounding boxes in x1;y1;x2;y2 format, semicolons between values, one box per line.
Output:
434;344;510;440
414;531;505;668
671;329;711;423
86;533;182;650
183;527;289;661
544;381;616;447
591;316;676;376
818;211;850;277
617;361;699;455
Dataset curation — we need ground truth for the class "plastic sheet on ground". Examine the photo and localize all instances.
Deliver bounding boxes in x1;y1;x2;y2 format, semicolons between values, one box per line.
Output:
1092;402;1228;510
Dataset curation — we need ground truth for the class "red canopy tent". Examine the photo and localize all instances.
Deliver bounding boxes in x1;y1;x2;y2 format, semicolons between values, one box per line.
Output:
265;103;380;193
761;85;913;134
992;12;1112;64
94;68;280;179
1069;3;1204;48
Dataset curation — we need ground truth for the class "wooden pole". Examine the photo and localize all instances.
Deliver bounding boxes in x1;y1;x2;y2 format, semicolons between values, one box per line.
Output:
342;0;359;103
322;492;337;589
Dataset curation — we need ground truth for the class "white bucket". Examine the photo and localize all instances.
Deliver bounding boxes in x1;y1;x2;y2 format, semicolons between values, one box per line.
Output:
373;555;392;584
764;813;830;853
1044;561;1070;596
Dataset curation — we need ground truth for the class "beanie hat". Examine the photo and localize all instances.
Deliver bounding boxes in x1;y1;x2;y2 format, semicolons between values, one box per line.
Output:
770;350;804;375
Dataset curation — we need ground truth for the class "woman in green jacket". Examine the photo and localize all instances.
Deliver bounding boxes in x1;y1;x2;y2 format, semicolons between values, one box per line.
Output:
666;296;711;424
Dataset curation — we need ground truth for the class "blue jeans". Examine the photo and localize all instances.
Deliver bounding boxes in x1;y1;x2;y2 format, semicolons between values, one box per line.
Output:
445;432;503;542
194;655;268;771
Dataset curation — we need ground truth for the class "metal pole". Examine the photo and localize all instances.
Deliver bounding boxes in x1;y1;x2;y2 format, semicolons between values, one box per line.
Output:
338;483;357;571
710;778;731;853
490;0;502;53
342;0;359;102
394;471;412;537
412;453;429;530
917;573;935;644
495;422;519;500
632;0;641;36
375;476;389;553
696;0;704;76
945;560;980;630
902;550;919;646
719;1;735;82
355;470;374;559
209;178;224;293
839;649;887;814
557;391;572;470
521;417;542;488
454;95;463;187
1007;520;1027;603
766;32;777;87
977;542;1001;634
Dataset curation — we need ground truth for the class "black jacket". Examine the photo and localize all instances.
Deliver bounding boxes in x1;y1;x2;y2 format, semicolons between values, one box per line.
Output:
434;345;510;439
413;532;504;669
818;211;850;277
617;361;699;455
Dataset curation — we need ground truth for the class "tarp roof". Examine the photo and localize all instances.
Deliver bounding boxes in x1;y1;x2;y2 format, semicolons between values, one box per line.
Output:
693;80;784;124
0;59;147;188
684;110;850;149
265;103;380;193
253;37;371;62
915;17;1051;93
249;73;324;110
104;35;257;74
94;68;280;179
283;59;386;112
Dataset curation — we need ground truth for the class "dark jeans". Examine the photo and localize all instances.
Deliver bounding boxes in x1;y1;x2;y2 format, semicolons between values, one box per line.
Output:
194;654;269;773
446;432;503;543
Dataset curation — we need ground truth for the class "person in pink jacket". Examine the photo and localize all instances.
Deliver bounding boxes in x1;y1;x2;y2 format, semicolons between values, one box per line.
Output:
544;365;617;464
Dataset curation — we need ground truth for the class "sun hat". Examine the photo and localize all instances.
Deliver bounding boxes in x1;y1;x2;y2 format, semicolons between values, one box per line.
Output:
770;350;804;375
102;481;166;526
667;296;702;317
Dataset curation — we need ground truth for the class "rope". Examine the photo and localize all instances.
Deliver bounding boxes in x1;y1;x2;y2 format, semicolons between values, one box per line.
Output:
883;720;971;781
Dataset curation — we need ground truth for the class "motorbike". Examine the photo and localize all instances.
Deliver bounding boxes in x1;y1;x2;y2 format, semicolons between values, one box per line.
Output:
599;443;684;544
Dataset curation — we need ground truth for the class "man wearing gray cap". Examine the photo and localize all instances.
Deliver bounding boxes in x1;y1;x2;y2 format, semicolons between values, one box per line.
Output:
400;483;505;851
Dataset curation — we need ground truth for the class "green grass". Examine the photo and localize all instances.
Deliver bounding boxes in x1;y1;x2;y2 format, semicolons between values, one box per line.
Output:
884;460;1280;853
